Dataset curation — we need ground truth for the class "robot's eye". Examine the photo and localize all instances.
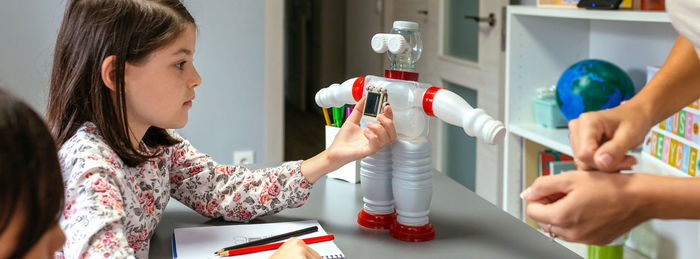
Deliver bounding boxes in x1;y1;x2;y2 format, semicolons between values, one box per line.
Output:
364;92;383;117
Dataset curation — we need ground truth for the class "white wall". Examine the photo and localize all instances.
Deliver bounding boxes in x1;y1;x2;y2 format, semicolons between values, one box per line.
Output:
0;0;271;165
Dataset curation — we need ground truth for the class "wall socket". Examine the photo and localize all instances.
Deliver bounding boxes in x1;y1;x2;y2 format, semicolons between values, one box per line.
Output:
233;150;255;165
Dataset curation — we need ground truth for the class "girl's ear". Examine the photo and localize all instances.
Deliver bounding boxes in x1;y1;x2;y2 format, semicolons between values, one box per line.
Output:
101;56;117;92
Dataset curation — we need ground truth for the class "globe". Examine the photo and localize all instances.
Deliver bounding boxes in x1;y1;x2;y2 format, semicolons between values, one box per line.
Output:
556;59;635;121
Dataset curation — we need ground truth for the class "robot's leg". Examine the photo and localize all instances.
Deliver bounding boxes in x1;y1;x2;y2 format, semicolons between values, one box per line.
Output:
390;139;435;242
357;145;396;229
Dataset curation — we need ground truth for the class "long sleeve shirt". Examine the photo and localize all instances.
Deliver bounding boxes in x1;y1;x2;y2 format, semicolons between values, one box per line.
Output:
56;122;312;258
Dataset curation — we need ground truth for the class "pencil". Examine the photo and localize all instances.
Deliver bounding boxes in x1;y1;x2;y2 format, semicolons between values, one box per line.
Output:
214;226;318;254
322;108;331;126
332;107;340;128
217;234;335;257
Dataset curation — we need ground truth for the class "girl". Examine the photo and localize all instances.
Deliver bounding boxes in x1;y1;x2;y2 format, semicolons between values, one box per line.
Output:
47;0;396;258
0;89;66;259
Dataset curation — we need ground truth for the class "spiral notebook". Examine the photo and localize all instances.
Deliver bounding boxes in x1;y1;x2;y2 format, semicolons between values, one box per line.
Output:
172;220;344;259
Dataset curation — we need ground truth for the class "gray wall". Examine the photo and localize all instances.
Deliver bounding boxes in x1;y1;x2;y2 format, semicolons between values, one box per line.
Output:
0;1;63;113
0;0;268;165
181;0;267;164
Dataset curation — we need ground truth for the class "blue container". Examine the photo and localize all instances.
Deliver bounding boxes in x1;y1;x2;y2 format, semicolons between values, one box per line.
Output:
533;96;568;128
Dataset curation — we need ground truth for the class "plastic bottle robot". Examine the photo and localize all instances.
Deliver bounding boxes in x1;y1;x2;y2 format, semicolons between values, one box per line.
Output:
315;21;505;242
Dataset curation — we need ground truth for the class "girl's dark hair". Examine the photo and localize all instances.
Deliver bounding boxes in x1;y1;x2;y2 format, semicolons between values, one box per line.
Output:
47;0;195;167
0;89;64;258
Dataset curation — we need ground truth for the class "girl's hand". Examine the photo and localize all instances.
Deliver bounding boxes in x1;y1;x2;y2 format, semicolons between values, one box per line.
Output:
521;171;650;245
300;96;397;183
269;238;321;259
326;96;397;164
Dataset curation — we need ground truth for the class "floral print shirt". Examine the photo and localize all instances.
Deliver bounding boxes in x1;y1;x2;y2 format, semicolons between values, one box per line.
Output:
56;123;312;258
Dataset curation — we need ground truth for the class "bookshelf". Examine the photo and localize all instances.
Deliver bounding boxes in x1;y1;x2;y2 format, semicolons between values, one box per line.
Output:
503;5;688;258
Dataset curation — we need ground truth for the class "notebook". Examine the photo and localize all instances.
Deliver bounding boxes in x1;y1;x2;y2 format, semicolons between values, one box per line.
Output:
172;220;344;259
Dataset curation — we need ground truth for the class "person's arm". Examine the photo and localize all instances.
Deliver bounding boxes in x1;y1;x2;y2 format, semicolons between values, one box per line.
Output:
570;35;700;171
627;35;700;123
60;166;136;259
300;96;397;183
637;174;700;220
168;139;313;221
522;171;700;245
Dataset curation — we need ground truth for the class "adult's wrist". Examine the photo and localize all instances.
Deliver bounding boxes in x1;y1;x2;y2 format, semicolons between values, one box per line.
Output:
625;173;659;221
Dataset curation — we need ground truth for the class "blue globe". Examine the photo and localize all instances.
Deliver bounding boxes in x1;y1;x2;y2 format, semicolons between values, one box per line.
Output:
556;59;635;121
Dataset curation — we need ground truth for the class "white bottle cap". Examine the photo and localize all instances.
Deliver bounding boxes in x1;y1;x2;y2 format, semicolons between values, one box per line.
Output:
387;35;408;54
392;21;419;31
371;34;389;53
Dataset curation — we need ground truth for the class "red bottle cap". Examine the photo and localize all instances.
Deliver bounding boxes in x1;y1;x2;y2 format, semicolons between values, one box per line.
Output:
352;76;365;101
422;86;442;117
389;221;435;242
357;209;396;230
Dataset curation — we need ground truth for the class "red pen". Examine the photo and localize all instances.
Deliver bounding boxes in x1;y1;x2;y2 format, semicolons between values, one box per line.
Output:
217;234;335;257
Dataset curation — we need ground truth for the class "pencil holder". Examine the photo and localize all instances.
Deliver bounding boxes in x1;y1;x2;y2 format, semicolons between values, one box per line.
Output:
325;126;361;183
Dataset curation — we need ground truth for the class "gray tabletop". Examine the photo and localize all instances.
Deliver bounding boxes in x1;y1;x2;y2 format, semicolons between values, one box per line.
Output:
149;166;580;259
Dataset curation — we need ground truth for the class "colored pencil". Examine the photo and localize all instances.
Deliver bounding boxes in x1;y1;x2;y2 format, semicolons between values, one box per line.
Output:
217;234;335;257
214;226;318;254
322;108;331;126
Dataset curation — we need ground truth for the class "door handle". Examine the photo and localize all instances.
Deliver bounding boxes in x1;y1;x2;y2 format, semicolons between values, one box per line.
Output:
464;13;495;27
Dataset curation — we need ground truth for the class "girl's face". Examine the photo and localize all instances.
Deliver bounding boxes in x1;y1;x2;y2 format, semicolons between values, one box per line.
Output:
0;209;65;259
124;24;201;132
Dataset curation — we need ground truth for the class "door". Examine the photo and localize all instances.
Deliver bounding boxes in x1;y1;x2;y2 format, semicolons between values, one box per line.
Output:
384;0;507;205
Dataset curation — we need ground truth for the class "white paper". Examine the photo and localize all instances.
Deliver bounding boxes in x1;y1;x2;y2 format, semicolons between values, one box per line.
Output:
173;220;344;259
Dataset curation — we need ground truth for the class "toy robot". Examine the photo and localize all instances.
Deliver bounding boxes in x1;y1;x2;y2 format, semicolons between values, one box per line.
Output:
315;21;505;242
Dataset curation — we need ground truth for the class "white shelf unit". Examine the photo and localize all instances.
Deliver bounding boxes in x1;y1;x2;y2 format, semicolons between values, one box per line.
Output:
502;5;691;258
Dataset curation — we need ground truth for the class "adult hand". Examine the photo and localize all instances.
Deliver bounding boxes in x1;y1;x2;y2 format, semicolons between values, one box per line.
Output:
568;104;651;171
269;238;322;259
326;96;397;164
521;171;650;245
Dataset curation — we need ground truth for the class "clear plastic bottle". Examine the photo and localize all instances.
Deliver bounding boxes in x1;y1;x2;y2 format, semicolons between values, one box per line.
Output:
388;21;422;72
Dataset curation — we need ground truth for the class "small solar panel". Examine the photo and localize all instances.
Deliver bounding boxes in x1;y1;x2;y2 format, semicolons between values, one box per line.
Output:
364;92;382;117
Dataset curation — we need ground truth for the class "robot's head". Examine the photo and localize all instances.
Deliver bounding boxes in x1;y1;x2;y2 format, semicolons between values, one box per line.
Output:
370;21;422;72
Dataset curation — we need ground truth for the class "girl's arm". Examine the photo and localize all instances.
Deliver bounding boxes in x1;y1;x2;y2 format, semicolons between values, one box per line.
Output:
168;97;395;221
60;166;136;259
299;97;397;183
168;135;312;222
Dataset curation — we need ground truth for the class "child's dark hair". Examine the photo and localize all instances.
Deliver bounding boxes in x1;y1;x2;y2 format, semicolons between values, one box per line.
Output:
0;89;64;258
47;0;195;167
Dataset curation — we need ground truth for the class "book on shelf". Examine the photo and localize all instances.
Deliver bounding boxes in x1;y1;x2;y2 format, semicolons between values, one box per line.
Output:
549;161;577;175
538;150;573;177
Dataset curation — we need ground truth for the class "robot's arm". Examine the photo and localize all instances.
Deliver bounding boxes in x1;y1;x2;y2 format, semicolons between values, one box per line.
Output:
422;87;505;145
314;77;365;108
